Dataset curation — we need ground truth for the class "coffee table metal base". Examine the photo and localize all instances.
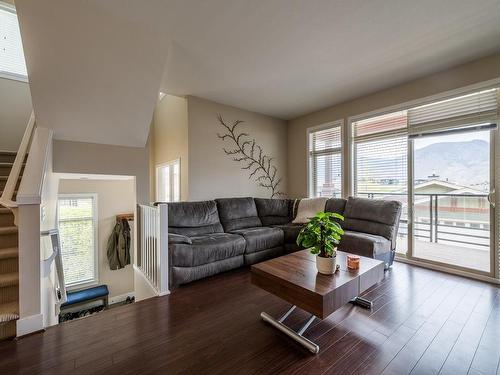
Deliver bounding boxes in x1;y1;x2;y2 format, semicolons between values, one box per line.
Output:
261;305;319;354
261;297;374;354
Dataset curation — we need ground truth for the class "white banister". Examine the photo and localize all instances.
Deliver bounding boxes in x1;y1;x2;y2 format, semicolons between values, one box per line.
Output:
0;111;36;208
137;203;169;295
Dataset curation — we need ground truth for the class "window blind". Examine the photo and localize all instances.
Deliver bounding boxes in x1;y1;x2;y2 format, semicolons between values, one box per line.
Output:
408;89;498;130
309;123;342;198
0;4;28;79
57;196;97;286
354;135;407;196
353;111;407;139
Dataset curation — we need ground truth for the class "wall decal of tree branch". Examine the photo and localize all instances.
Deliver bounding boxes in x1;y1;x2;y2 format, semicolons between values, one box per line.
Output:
217;113;284;198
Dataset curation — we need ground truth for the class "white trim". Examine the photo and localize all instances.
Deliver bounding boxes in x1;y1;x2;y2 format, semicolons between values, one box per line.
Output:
395;257;499;285
57;193;99;288
16;313;44;337
0;71;28;83
306;119;344;198
109;292;135;305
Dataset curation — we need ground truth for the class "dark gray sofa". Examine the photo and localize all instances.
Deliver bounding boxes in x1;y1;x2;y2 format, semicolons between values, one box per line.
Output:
167;196;401;287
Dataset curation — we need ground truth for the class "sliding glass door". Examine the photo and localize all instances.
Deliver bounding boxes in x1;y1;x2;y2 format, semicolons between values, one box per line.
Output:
410;129;493;273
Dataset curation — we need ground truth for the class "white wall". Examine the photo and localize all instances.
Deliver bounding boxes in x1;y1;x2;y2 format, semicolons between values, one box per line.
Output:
187;96;288;200
58;178;136;300
0;77;32;151
52;140;150;204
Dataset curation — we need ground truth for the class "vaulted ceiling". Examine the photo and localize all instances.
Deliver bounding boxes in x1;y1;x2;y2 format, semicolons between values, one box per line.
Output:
15;0;500;147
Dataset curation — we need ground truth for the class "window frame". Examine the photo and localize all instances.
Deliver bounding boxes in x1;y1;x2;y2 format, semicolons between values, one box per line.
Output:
56;193;99;290
0;2;28;83
156;158;181;202
306;120;344;198
346;78;500;281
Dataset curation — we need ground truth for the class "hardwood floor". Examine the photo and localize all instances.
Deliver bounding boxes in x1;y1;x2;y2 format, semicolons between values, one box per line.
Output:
0;262;499;375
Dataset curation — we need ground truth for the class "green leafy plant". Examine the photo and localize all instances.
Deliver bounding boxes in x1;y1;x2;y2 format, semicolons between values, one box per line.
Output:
296;211;344;258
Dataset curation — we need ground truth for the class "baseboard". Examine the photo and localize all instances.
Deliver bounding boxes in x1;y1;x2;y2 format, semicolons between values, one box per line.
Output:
16;313;44;337
109;292;135;305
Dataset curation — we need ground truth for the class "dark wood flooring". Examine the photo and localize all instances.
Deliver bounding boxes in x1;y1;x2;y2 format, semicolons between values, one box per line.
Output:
0;262;499;374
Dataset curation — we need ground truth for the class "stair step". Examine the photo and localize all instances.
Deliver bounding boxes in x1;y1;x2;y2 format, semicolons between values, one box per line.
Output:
0;301;19;323
0;209;14;227
0;227;18;236
0;151;16;164
0;273;18;288
0;248;17;260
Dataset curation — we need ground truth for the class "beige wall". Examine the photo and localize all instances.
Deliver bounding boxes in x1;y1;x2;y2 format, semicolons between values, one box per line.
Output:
58;178;135;299
187;96;288;200
287;52;500;197
52;140;149;204
150;95;189;201
0;77;32;151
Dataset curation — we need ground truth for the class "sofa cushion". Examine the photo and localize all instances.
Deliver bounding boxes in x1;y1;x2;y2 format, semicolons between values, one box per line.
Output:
168;233;192;245
338;230;391;259
168;201;223;236
170;233;246;267
255;198;294;226
216;197;262;232
272;223;303;244
230;227;284;254
325;198;347;216
343;197;402;246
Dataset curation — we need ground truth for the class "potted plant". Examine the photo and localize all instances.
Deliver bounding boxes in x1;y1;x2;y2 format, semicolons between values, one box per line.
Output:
296;211;344;275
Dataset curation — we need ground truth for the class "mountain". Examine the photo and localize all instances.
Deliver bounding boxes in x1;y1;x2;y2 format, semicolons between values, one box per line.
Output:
414;139;489;188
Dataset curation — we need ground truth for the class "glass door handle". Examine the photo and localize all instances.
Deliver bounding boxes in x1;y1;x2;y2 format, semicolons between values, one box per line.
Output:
488;190;495;207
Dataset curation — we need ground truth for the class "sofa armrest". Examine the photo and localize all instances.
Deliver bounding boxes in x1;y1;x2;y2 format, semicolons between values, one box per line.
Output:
169;233;192;245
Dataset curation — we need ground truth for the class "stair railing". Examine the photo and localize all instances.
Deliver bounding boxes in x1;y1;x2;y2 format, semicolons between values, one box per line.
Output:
0;111;36;208
137;203;169;295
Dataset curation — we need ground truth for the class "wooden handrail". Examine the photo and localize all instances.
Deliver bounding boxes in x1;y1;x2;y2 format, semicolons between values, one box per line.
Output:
0;111;36;208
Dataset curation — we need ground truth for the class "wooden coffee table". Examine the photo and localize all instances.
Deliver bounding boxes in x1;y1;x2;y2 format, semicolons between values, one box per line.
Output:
251;250;384;353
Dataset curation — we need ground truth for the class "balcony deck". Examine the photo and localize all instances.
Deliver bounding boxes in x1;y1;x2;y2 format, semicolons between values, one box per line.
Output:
397;240;490;272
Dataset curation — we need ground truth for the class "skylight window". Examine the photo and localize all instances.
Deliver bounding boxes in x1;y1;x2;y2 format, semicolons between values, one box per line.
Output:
0;3;28;81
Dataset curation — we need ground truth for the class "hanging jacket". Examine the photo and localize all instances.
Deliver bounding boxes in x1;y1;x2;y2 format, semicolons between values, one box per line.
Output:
107;219;131;270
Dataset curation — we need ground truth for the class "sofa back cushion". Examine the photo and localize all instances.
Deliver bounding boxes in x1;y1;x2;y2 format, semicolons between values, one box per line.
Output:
255;198;294;226
343;197;402;243
216;197;262;232
168;200;224;236
325;198;347;215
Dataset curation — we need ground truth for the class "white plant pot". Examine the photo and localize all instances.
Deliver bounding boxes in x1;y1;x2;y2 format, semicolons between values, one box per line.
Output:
316;254;337;275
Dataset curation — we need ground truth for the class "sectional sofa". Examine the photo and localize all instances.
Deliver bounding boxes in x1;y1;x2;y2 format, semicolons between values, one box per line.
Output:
167;197;402;287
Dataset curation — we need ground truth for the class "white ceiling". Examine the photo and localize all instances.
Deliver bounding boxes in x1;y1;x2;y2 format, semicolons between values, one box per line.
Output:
15;0;500;147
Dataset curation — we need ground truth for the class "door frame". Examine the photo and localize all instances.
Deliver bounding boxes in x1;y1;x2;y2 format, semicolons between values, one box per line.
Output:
406;127;496;278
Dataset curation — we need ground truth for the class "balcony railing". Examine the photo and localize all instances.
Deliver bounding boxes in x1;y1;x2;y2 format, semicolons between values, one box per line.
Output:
357;192;490;250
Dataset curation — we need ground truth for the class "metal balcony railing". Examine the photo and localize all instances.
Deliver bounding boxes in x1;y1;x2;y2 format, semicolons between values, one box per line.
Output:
357;192;490;249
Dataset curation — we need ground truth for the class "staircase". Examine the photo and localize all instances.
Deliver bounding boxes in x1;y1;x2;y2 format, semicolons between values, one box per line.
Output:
0;151;22;340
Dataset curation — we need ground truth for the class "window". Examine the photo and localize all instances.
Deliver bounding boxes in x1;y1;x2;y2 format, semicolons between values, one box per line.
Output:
57;194;98;287
308;121;343;198
156;159;180;202
0;3;28;81
352;111;408;254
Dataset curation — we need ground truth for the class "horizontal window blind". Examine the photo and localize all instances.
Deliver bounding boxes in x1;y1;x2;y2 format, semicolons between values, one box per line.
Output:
0;4;27;79
353;111;407;139
354;135;407;196
309;123;342;198
408;89;498;129
57;196;97;286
